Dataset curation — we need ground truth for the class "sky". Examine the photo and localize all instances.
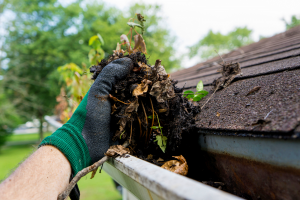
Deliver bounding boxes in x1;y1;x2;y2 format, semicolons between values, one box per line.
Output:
2;0;300;69
101;0;300;68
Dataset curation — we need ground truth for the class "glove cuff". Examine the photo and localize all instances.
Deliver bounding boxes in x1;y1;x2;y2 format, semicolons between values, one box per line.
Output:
39;93;92;175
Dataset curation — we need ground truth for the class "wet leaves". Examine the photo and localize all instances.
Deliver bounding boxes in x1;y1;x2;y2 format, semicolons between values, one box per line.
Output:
161;155;188;176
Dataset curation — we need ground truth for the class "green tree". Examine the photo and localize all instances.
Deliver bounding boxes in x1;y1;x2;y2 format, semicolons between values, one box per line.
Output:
283;15;300;30
2;0;179;140
189;27;253;60
0;83;22;151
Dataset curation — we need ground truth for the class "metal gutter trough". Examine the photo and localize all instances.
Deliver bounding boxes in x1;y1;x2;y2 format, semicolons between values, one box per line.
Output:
103;154;241;200
192;131;300;200
45;116;242;200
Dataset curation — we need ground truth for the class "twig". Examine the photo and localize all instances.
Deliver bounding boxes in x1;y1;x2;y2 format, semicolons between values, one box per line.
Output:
58;142;129;200
201;88;217;110
264;109;274;120
140;100;148;139
215;49;225;65
154;111;163;136
109;94;131;105
129;121;133;144
137;116;142;138
149;97;155;142
57;156;108;200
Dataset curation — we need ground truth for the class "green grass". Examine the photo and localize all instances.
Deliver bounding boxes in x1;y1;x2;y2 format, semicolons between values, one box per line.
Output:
7;132;52;142
0;139;121;200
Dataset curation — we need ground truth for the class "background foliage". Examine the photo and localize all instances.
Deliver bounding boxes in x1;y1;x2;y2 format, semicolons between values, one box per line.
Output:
189;26;253;60
283;15;300;30
1;0;180;141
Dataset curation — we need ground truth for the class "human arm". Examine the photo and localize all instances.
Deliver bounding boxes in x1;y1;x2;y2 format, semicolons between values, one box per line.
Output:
0;145;71;200
0;58;133;200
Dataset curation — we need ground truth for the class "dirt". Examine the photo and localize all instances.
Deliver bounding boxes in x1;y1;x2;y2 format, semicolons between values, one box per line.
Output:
90;52;200;165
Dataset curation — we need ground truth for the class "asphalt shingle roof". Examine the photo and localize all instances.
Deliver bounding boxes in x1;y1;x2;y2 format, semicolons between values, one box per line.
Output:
172;25;300;136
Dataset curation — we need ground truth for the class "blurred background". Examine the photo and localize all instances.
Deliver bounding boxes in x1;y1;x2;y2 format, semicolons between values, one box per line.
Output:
0;0;300;199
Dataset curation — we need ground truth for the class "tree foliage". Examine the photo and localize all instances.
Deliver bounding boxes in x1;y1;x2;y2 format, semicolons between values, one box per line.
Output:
283;15;300;30
189;27;253;60
0;82;22;150
1;0;179;140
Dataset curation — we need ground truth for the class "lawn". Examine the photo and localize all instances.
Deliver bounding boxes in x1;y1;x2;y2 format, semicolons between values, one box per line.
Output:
0;135;122;200
7;132;52;142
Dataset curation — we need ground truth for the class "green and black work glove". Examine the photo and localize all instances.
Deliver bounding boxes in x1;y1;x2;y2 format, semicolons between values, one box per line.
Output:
39;58;132;199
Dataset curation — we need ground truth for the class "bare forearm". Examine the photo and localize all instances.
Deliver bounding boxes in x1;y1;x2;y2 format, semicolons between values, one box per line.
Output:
0;145;71;200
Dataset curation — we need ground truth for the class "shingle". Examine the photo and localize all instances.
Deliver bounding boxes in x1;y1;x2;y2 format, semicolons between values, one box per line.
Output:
171;25;300;134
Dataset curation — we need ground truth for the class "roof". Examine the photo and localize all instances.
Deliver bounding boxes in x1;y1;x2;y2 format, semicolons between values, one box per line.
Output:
171;25;300;137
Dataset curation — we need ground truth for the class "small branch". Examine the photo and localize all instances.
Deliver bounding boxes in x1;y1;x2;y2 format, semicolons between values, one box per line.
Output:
201;88;217;110
140;100;148;139
57;141;129;200
109;94;131;105
149;97;155;142
57;156;108;200
137;116;142;138
129;121;133;144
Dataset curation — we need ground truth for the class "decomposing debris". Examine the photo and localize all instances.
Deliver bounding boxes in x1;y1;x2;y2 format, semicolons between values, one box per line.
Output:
251;119;271;131
201;61;241;109
202;181;225;190
104;145;130;157
161;155;188;176
90;52;199;171
213;62;241;91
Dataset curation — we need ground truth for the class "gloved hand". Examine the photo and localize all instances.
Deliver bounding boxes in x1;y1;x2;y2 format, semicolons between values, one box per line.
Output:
39;58;132;199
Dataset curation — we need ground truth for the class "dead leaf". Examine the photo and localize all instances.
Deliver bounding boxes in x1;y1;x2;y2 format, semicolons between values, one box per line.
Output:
147;154;153;160
133;34;147;54
150;78;175;103
113;43;125;57
216;112;220;117
125;98;139;113
132;79;152;97
105;145;130;157
111;104;117;114
213;62;241;90
120;34;131;51
138;61;151;74
90;168;98;179
113;98;139;141
161;155;188;176
132;83;148;97
157;158;164;162
246;86;261;96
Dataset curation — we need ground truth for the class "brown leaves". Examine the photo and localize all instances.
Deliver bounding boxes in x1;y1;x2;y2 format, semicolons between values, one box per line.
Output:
132;79;152;97
161;155;188;176
213;62;241;91
133;34;147;54
105;145;130;157
149;60;175;103
150;79;175;103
